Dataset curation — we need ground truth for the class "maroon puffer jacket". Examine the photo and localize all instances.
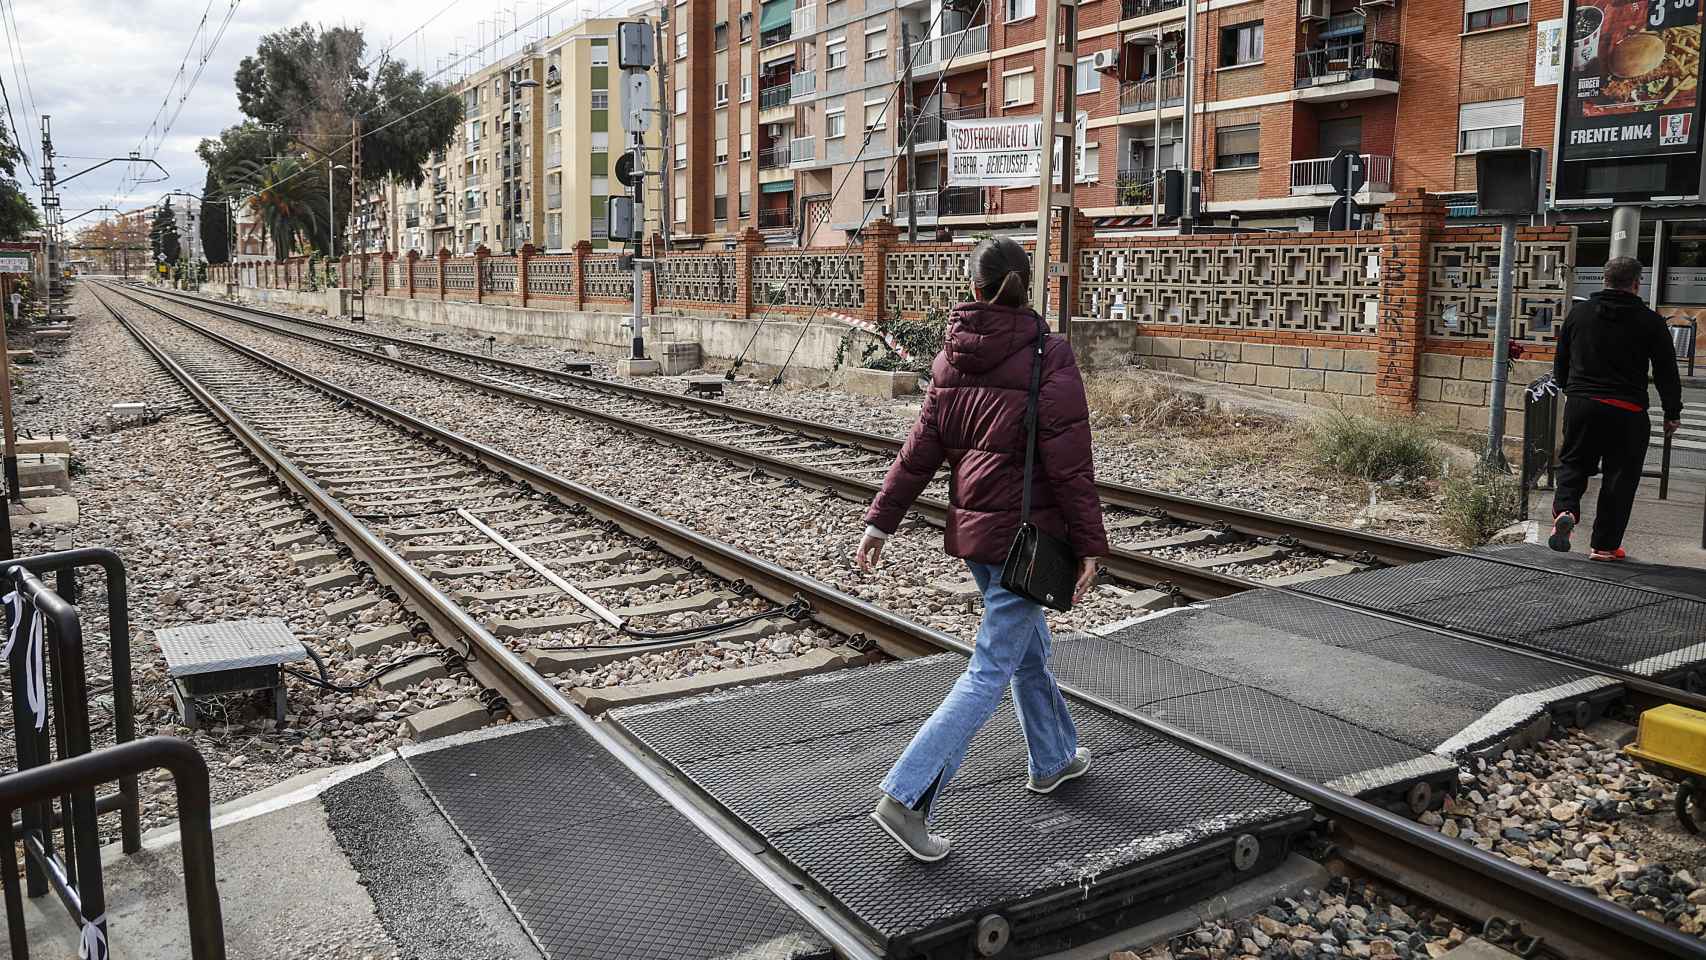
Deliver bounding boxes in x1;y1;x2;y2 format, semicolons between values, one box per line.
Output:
864;300;1109;564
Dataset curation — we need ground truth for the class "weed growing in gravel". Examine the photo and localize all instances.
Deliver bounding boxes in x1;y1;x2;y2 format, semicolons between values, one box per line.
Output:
1310;413;1441;485
1440;465;1521;546
1084;371;1273;435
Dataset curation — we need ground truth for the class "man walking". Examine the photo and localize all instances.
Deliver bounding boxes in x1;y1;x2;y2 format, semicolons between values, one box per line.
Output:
1549;256;1683;560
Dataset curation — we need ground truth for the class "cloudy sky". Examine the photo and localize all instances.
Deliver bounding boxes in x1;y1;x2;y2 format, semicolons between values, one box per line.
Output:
4;0;645;226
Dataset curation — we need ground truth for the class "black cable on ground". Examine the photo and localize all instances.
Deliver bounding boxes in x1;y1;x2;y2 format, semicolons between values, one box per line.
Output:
286;646;442;693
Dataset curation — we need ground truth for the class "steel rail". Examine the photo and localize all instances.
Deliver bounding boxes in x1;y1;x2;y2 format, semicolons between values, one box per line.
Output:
129;285;1706;705
146;286;1452;568
109;283;1706;960
94;285;888;960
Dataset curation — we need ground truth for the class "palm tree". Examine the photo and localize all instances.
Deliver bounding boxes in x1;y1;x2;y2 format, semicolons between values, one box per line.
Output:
235;157;327;261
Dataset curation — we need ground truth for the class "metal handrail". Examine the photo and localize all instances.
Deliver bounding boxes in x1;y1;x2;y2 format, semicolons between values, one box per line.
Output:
0;737;225;960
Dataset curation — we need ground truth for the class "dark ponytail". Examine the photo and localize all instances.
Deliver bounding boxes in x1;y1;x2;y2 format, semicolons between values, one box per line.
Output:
969;236;1031;308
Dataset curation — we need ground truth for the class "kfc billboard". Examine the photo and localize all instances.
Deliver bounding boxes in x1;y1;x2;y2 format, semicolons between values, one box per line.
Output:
1561;0;1705;161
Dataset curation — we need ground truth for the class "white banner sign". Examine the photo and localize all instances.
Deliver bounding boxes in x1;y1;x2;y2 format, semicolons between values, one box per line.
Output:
947;113;1091;188
0;253;30;274
1534;18;1564;87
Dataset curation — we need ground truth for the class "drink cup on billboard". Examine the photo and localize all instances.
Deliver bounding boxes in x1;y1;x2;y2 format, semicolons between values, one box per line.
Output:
1573;6;1604;72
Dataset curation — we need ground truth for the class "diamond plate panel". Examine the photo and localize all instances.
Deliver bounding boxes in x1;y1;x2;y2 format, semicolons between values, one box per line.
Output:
1485;543;1706;601
407;723;817;960
1532;600;1706;676
157;617;306;676
1397;577;1662;641
1294;556;1548;609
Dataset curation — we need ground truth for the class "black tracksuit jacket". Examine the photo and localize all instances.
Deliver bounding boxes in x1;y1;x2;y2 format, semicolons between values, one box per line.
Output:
1552;289;1684;421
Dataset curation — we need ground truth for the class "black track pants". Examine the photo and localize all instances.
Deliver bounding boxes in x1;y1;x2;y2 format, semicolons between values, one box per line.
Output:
1551;396;1651;551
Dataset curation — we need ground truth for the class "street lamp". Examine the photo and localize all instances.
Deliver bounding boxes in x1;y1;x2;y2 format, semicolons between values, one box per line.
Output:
505;77;540;252
329;162;350;258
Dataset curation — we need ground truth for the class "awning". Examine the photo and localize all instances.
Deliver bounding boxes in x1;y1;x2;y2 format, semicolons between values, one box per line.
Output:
761;180;795;194
759;0;791;33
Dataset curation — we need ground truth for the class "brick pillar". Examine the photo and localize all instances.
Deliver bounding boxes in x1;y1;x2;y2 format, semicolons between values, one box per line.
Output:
573;240;591;310
1375;189;1444;415
861;218;898;322
437;248;450;302
1048;207;1094;326
734;227;763;319
405;250;418;299
381;252;393;296
519;243;534;308
474;245;489;303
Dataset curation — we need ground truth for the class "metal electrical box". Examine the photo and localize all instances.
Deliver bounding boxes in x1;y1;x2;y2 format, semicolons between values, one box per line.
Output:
607;196;636;242
616;22;655;70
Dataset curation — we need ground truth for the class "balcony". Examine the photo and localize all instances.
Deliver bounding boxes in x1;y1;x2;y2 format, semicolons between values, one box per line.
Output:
1295;41;1399;97
936;24;987;58
433;178;448;194
434;212;449;226
1121;0;1182;17
791;70;816;101
760;83;792;110
466;139;480;156
1115;166;1161;207
548;108;562;129
1119;75;1185;114
546;150;562;168
792;5;815;35
894;189;938;222
591;217;609;240
939;185;984;217
903;38;933;69
760;23;792;47
759;141;792;168
758;207;795;229
789;136;816;166
1289;153;1393;195
466;173;483;189
405;216;421;227
546;188;563;209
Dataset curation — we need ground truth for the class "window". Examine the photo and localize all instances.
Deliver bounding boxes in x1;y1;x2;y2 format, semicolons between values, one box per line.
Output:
827;108;847;138
1079;140;1100;181
591;90;609;110
675;87;687;113
864;167;886;202
714;195;728;221
1075;56;1101;94
739;12;752;41
591;42;609;66
1215;123;1260;168
716;81;729;105
1318;117;1363;157
1458;98;1523;152
1464;0;1528;31
739;191;751;218
676;31;687;58
1003;69;1034;107
865;28;887;62
716;138;730;164
740;131;753;159
674;195;687;223
714;21;729;50
1006;0;1035;20
828;38;848;70
864;100;887;133
1219;22;1263;66
741;75;752;101
675;142;689;168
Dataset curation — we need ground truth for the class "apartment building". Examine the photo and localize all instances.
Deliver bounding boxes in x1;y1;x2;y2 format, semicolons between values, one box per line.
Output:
669;0;1560;241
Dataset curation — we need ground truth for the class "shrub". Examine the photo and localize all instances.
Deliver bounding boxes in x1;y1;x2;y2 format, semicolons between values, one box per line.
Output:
1310;413;1441;485
1440;466;1521;547
836;304;949;376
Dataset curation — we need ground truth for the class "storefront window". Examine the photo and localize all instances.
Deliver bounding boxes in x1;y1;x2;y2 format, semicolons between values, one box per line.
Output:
1663;222;1706;305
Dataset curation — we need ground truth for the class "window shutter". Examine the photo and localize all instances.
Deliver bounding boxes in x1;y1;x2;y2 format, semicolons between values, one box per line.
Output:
1458;98;1523;131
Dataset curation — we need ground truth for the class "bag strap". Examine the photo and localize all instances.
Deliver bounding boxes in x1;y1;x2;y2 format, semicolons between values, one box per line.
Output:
1019;320;1047;525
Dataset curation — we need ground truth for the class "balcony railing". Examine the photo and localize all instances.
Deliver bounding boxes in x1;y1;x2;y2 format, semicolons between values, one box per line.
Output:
789;136;816;165
791;70;817;101
591;217;609;240
1121;0;1183;17
759;141;792;168
405;216;421;227
1119;75;1185;113
433;178;448;194
758;207;795;229
936;24;988;57
434;212;449;225
1295;40;1399;88
760;83;793;110
793;6;816;35
760;23;792;47
1289;153;1393;195
466;173;483;189
546;150;562;168
546;189;563;208
895;189;938;221
548;108;562;129
904;38;933;68
1115;166;1163;207
939;185;983;216
466;139;481;156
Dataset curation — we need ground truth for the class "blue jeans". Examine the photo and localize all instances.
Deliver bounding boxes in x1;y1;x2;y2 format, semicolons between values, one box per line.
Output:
879;561;1079;814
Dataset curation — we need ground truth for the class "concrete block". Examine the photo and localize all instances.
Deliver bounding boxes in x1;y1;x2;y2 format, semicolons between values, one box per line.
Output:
1288;369;1326;391
616;589;738;618
570;647;857;713
1207;340;1241;362
1442;379;1489;406
1104;587;1179;612
1421;354;1462;378
1417;377;1445;402
1273;345;1307;367
1192;359;1225;381
1223;362;1259;385
1242;344;1274;364
1308;348;1344;371
272;529;319;550
239;487;283;505
1256;365;1290;389
260;514;310;532
528;619;806;673
348;623;416;657
840;367;919;399
405;698;489;741
426;563;516;581
1140;336;1182;358
305;567;363;592
16;458;68;492
1438;940;1521;959
1325;371;1363;395
14;434;70;456
322;594;382;622
1462;357;1494;381
1189;544;1292;568
7;349;34;363
10;495;76;530
580;566;687;591
1342;350;1377;373
377;656;449;691
656;340;702;376
1179;339;1211;360
1418;402;1464;428
615;358;662;377
491;613;593;637
290;549;341;572
18;485;57;499
1128;529;1239;550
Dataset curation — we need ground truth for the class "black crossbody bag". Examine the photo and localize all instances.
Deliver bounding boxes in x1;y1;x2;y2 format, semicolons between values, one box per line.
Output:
1000;322;1078;612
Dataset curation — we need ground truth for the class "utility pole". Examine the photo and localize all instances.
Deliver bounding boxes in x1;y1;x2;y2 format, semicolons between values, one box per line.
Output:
656;14;672;252
1029;0;1078;340
1179;0;1197;234
901;21;918;243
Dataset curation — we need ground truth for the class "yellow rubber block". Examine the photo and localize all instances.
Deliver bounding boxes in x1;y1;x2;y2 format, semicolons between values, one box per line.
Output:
1625;704;1706;777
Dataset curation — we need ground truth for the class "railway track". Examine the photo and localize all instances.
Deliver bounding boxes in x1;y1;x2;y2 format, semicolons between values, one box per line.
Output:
135;285;1451;598
98;283;1706;960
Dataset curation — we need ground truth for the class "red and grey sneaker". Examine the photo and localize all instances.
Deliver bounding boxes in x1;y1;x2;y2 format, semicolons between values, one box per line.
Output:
1590;548;1627;562
1548;512;1577;553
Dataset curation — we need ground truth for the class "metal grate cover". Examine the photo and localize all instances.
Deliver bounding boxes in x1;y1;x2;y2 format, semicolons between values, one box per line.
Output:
1295;556;1547;610
614;657;1310;948
1485;543;1706;601
156;617;305;676
405;722;821;960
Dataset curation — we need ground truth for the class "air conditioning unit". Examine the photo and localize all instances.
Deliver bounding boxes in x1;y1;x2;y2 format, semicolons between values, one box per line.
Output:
1091;49;1119;72
1300;0;1330;19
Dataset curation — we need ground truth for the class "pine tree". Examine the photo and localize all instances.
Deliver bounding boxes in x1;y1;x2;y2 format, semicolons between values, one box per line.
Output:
152;201;182;264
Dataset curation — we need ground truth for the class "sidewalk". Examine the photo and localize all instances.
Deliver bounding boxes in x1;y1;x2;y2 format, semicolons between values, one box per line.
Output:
1553;466;1706;569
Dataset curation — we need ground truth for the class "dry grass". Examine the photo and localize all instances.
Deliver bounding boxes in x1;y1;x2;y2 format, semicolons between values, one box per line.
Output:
1084;371;1278;436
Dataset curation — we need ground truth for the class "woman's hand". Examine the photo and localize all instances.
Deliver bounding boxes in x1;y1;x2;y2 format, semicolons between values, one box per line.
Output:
1073;557;1099;604
856;532;886;572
